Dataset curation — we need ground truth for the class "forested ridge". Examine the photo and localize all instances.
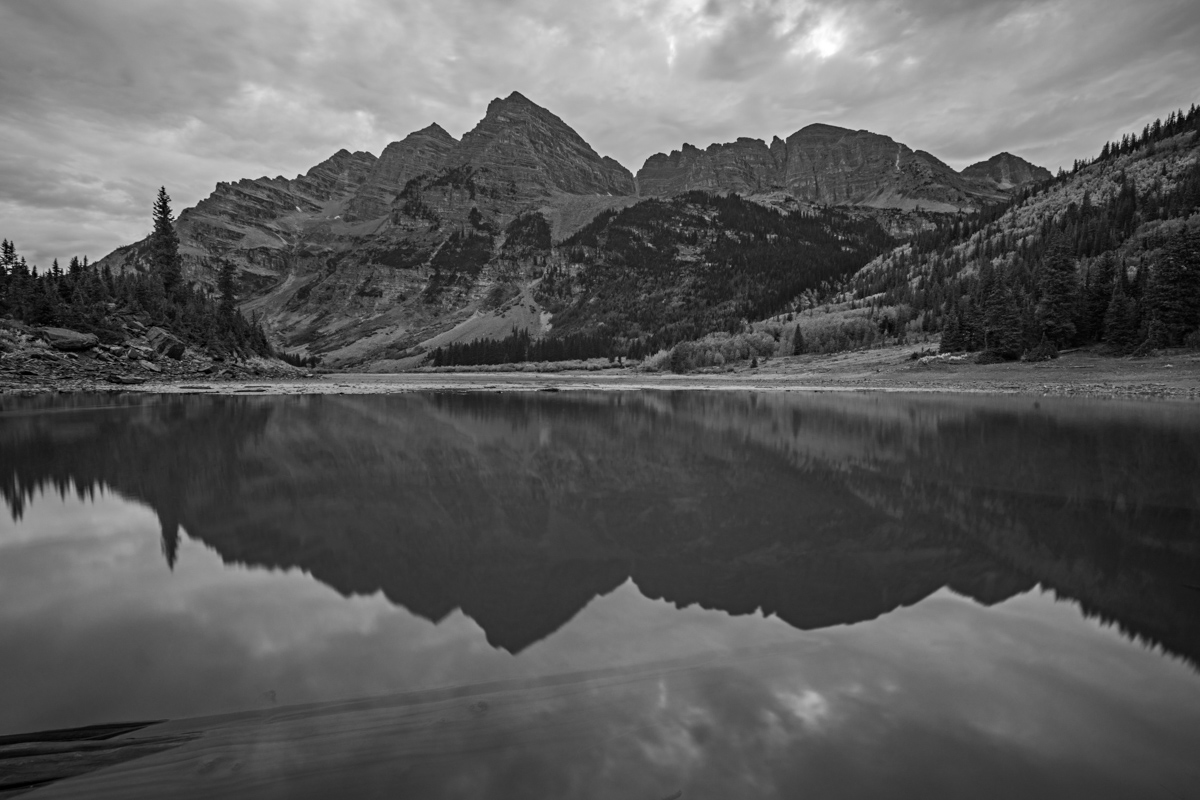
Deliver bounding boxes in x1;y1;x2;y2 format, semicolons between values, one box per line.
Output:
841;104;1200;359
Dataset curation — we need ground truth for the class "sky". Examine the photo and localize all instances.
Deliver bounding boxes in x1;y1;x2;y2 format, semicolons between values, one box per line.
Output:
1;0;1198;267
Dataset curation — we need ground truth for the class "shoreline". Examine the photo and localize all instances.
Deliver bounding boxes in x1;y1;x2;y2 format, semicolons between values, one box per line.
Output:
4;346;1200;401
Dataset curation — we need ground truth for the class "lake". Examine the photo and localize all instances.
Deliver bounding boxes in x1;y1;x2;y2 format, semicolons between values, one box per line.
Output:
2;390;1199;799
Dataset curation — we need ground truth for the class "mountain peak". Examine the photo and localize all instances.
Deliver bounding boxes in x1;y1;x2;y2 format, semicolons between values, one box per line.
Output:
486;90;548;118
410;122;457;143
342;124;459;220
961;151;1052;190
789;122;859;140
457;92;635;197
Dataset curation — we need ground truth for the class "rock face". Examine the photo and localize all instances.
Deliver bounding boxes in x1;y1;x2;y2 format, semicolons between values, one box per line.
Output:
637;138;784;196
184;149;379;233
161;147;380;281
780;124;989;210
389;92;637;231
454;92;635;198
637;123;1050;211
961;152;1054;191
344;124;459;221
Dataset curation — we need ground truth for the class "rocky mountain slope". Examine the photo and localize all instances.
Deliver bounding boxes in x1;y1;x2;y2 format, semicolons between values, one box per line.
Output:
344;124;459;221
94;94;1050;367
95;93;646;366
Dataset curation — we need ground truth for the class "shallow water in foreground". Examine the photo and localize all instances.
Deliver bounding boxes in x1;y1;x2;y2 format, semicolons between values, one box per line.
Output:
1;391;1199;798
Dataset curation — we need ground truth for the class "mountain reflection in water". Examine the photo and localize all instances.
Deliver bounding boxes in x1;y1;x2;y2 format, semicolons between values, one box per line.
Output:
3;390;1198;663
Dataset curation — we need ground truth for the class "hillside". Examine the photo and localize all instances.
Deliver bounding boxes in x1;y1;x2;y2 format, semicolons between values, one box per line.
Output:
690;106;1200;365
834;109;1200;359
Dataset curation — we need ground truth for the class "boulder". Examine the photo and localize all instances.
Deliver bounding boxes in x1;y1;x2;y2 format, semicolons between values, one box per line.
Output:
146;327;186;360
40;327;98;352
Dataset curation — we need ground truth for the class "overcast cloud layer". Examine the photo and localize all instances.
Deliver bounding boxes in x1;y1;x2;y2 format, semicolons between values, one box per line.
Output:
1;0;1198;266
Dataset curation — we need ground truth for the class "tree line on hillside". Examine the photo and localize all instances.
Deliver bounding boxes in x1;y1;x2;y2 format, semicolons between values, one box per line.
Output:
1;189;272;356
1073;104;1199;176
427;326;621;367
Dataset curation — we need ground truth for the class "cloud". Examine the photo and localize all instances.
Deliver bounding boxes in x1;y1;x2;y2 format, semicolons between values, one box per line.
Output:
0;0;1198;265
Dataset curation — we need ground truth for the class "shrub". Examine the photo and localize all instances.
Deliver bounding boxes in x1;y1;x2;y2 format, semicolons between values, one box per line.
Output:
1022;339;1059;362
974;350;1007;365
658;331;777;373
642;348;672;371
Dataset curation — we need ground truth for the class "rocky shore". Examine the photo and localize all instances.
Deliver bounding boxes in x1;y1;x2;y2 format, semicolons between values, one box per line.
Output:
0;318;307;395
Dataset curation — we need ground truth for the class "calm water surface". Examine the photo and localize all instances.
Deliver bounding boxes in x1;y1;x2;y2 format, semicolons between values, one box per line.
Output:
1;391;1199;798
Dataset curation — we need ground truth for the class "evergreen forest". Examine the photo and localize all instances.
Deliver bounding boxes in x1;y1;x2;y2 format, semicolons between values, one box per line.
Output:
1;189;272;357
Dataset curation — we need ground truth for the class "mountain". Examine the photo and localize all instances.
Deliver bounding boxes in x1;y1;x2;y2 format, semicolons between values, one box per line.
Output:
92;95;1054;367
93;93;651;366
960;151;1053;192
636;123;1049;211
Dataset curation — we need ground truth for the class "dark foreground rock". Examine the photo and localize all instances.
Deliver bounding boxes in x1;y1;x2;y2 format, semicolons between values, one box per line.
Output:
39;326;101;352
146;327;186;360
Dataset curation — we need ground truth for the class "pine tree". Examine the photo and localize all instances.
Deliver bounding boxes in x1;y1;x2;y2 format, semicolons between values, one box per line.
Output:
1035;233;1078;347
150;187;183;298
1103;284;1139;353
939;308;965;353
1144;229;1200;346
218;260;237;316
1;239;16;273
983;282;1023;358
1079;253;1116;342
